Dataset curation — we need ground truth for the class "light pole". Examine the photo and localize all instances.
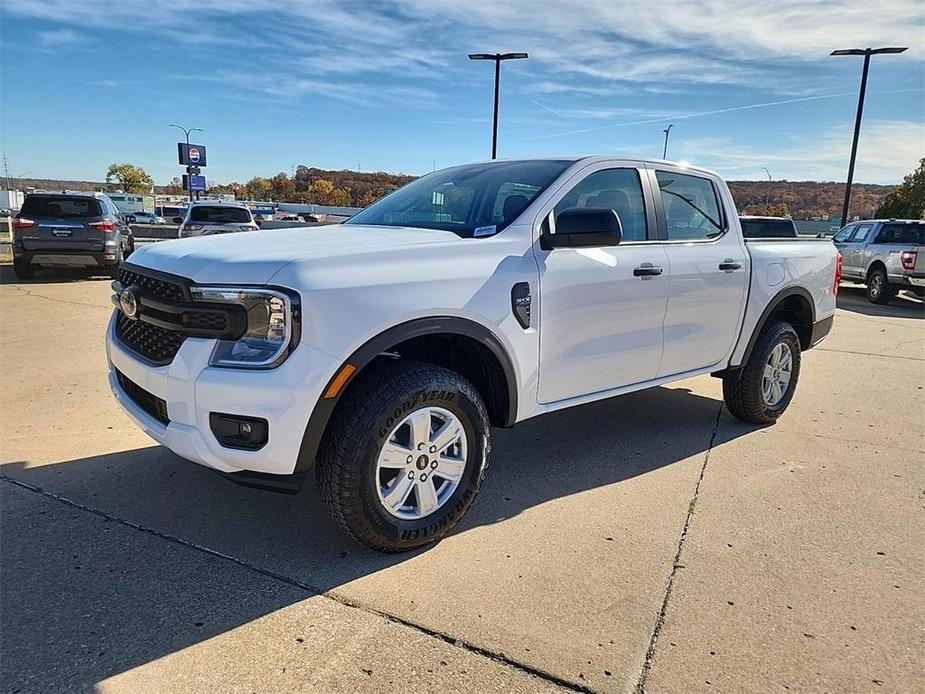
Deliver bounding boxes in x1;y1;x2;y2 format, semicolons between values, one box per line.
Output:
170;123;204;203
662;124;674;159
830;46;907;225
468;52;528;159
761;166;772;210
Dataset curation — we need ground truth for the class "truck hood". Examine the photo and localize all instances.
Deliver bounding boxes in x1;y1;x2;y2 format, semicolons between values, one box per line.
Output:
127;224;464;284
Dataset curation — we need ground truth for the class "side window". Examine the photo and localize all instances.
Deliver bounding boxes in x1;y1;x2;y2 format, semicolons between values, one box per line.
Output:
833;225;855;243
851;223;874;243
553;168;647;241
656;171;724;241
873;225;892;244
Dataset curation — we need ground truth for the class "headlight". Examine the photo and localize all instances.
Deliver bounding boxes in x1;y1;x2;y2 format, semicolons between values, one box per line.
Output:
190;286;300;368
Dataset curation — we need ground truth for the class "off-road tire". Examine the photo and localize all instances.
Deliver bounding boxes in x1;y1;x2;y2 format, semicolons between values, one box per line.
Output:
866;267;896;305
12;257;34;279
316;361;490;553
723;319;801;424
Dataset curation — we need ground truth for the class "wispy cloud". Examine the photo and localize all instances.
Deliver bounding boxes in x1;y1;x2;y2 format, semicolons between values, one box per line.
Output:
677;120;925;183
37;27;84;48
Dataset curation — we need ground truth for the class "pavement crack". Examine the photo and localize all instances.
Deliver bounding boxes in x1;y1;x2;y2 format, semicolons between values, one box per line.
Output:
4;284;112;310
0;473;594;694
634;403;723;694
813;347;924;362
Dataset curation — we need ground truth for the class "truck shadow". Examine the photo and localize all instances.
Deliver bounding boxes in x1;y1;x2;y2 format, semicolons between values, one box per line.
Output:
1;384;758;691
0;263;114;285
836;284;924;319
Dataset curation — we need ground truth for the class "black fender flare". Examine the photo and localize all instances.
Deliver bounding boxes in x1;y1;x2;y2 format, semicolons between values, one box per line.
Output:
735;286;816;368
294;316;518;471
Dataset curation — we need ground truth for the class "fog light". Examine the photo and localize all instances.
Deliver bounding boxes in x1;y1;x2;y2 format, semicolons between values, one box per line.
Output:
209;413;268;450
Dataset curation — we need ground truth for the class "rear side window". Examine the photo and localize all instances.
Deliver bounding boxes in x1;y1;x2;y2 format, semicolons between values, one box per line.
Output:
875;222;924;244
656;171;723;240
740;219;797;238
554;168;648;241
190;206;252;223
21;196;103;218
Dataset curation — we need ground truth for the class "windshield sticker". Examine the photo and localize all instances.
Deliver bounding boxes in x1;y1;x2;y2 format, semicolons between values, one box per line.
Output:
474;225;497;237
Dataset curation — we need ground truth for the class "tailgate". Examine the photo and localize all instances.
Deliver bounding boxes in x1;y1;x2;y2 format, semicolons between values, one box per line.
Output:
913;245;925;277
23;219;104;252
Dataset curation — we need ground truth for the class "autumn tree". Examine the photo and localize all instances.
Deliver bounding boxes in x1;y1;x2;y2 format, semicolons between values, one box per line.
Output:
164;177;184;195
106;163;154;192
875;158;925;219
244;176;272;201
270;172;295;201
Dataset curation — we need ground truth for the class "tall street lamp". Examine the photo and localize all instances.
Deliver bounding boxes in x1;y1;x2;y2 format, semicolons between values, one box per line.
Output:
170;123;204;203
830;47;907;225
468;52;528;159
662;124;674;159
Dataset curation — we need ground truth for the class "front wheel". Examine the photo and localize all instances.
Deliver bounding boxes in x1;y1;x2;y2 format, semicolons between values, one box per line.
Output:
723;319;801;424
316;361;490;552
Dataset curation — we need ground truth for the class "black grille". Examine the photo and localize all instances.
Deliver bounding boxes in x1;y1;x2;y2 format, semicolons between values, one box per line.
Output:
182;310;227;331
120;267;186;303
117;312;187;365
115;369;170;425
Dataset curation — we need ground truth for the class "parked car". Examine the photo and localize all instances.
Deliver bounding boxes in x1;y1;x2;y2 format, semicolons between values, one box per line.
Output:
832;219;924;303
739;215;799;239
176;201;259;238
107;157;839;552
127;211;166;225
12;191;133;279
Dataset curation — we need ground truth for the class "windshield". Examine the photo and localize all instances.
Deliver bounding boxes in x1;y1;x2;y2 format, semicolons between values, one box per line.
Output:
21;196;102;218
345;160;573;237
741;219;797;238
190;206;252;224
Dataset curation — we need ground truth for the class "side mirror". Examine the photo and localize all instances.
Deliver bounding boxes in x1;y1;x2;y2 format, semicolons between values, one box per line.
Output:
541;208;622;250
172;216;184;224
255;218;263;227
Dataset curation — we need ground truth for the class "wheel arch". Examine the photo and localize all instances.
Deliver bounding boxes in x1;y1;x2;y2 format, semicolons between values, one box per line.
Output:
295;316;518;472
737;286;816;367
865;259;887;280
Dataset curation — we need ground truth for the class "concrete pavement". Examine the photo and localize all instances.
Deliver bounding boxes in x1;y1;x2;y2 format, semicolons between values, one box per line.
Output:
1;268;922;693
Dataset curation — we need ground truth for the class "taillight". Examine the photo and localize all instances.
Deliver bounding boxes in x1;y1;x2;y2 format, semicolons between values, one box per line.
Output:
89;219;116;231
900;250;917;271
833;250;842;295
13;217;35;229
180;224;203;233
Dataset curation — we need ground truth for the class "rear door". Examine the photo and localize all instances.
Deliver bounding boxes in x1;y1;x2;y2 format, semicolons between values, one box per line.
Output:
19;195;106;251
652;166;749;377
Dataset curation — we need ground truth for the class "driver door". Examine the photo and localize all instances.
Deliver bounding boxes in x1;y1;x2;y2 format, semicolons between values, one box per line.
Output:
535;164;668;404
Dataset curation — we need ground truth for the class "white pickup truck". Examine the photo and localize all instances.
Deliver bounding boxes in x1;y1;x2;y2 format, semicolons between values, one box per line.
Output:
107;157;839;552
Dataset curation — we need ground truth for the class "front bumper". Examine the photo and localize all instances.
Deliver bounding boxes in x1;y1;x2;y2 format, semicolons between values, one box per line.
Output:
106;311;337;475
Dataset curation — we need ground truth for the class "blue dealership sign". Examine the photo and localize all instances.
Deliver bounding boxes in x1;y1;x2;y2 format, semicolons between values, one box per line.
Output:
182;174;207;191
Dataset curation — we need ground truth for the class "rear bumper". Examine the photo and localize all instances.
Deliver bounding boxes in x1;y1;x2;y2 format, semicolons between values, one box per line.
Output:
14;245;118;267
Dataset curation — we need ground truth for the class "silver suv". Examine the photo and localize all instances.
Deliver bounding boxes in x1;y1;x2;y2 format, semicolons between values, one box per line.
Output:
176;200;259;238
833;220;924;304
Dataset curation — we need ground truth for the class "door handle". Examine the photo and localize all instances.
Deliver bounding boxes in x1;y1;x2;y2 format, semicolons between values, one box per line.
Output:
633;264;663;277
719;259;742;272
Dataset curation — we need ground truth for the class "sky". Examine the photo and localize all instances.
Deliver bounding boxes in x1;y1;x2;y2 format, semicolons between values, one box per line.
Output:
1;0;923;186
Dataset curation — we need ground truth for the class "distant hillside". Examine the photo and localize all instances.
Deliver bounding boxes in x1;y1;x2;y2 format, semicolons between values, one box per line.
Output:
14;172;895;220
727;180;894;220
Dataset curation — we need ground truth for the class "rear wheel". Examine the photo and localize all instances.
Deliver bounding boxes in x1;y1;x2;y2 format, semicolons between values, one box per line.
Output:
723;319;801;424
866;267;896;305
106;248;124;280
12;257;34;279
316;361;490;552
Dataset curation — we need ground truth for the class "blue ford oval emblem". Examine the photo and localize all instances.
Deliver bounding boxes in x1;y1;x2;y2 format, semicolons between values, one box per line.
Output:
120;286;140;319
